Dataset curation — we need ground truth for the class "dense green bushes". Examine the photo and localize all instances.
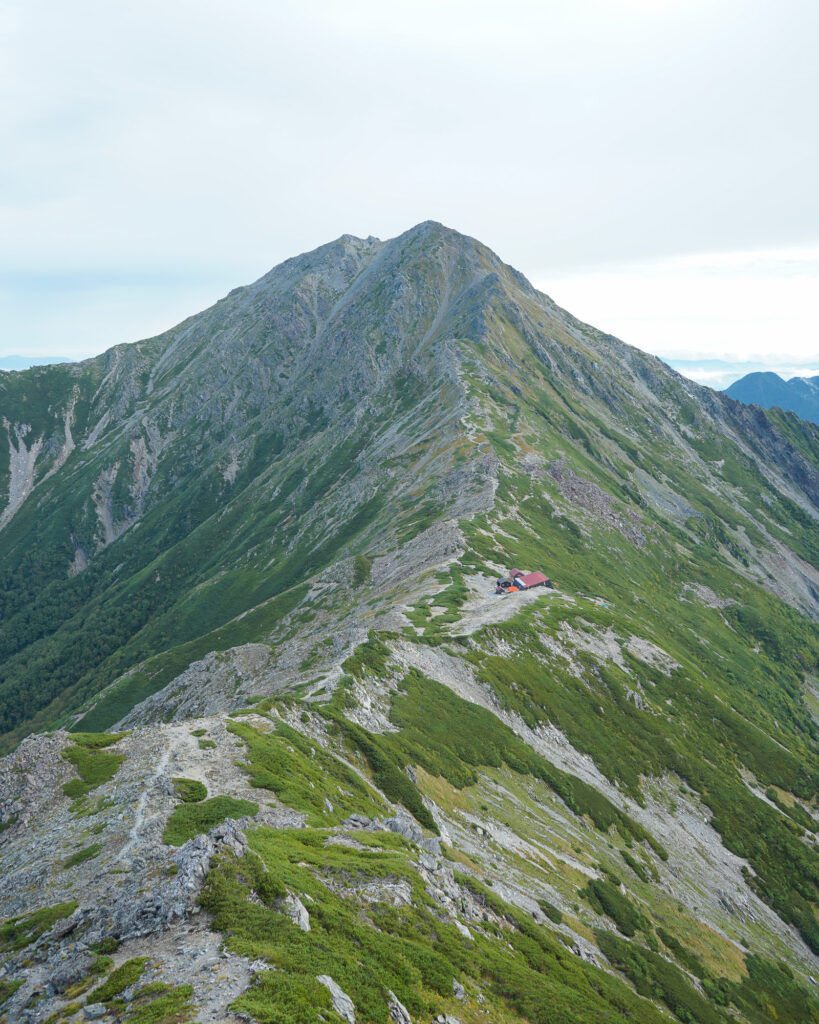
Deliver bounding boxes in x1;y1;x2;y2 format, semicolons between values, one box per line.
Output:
0;399;389;747
0;979;23;1005
171;778;207;803
583;879;647;937
62;842;102;869
162;796;258;846
341;633;392;680
228;720;387;825
385;669;664;853
87;957;147;1002
0;901;77;952
457;572;817;949
537;897;563;924
353;554;372;587
321;712;438;832
596;930;725;1024
62;734;125;800
599;930;819;1024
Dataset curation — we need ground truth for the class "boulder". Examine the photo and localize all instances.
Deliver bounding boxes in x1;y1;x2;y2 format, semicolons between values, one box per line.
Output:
49;910;82;942
50;952;94;994
317;974;355;1024
342;813;371;829
284;894;310;932
383;813;424;844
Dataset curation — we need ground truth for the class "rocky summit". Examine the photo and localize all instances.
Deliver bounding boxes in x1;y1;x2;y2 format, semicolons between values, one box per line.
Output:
0;222;818;1024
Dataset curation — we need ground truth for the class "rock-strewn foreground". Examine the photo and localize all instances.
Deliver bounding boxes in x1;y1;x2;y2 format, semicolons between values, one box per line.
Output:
1;223;818;1024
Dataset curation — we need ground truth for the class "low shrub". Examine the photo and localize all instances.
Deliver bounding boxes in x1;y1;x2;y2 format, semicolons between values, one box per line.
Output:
162;796;258;846
172;778;207;803
62;843;102;869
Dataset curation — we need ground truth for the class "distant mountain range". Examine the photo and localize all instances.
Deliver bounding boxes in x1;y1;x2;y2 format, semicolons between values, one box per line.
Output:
666;358;819;390
726;371;819;425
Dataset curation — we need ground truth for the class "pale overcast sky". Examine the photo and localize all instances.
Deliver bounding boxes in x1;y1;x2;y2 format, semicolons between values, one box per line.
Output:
1;0;817;377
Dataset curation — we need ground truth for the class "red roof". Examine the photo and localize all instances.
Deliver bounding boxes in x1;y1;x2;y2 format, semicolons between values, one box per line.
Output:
519;571;548;587
509;568;524;578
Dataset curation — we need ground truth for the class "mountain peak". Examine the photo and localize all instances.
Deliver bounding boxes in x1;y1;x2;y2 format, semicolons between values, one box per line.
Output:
726;369;819;424
1;226;819;1024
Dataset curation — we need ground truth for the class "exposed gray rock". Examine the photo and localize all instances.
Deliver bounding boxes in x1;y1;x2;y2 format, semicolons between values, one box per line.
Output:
50;952;95;994
98;819;249;941
342;813;372;830
284;894;311;932
418;852;438;872
573;943;601;967
626;688;648;711
549;458;646;546
452;978;465;1000
83;1005;107;1021
326;875;413;908
388;990;412;1024
317;974;355;1024
1;420;44;529
49;909;82;942
417;836;441;855
681;583;737;609
383;813;424;844
0;731;71;833
116;645;276;726
209;820;248;859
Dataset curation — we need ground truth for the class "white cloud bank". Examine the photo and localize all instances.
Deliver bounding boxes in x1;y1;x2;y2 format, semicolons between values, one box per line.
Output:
541;247;819;371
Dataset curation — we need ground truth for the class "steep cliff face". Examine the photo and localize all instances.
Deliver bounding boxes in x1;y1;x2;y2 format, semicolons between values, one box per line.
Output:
0;224;818;1024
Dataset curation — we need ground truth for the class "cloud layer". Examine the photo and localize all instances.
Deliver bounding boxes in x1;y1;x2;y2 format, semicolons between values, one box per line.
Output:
2;0;817;360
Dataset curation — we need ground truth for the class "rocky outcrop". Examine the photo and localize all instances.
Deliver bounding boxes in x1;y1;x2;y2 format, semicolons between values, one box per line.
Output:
388;990;413;1024
0;420;43;528
549;459;646;545
317;974;356;1024
0;731;71;834
0;397;77;530
340;811;441;856
283;893;311;932
133;825;242;933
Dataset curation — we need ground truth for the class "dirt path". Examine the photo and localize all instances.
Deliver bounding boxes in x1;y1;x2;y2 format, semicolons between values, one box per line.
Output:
114;731;177;864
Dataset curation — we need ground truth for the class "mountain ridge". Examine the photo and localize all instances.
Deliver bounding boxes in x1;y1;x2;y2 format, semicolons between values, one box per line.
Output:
726;370;819;426
1;222;818;1024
